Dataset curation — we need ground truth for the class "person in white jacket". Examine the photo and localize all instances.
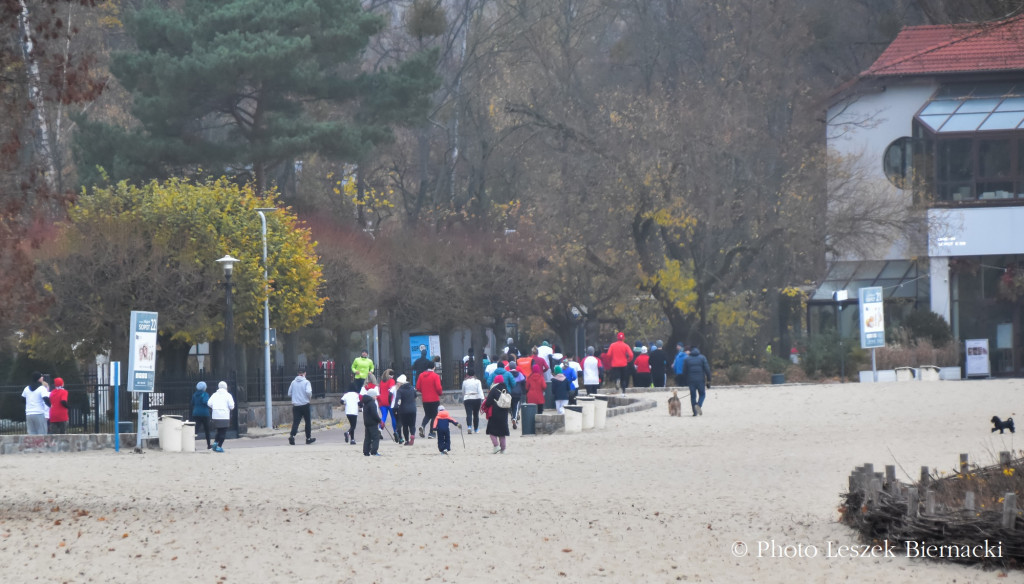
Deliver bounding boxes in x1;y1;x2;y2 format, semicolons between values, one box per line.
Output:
461;371;485;433
207;381;235;453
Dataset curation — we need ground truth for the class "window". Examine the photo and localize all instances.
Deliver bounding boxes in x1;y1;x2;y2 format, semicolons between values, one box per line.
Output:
883;137;912;189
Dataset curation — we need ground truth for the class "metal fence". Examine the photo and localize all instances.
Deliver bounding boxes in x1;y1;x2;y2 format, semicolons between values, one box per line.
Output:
0;361;468;435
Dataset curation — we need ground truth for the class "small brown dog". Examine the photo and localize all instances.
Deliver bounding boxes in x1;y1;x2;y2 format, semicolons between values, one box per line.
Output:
668;389;682;417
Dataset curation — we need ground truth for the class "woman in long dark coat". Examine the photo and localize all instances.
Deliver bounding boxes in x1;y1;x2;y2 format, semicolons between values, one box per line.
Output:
484;382;511;454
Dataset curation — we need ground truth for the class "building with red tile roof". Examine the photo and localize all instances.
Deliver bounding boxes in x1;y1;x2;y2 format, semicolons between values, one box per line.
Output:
822;14;1024;377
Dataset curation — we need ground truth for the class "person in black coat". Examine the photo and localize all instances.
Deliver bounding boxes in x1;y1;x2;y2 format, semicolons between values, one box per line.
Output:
393;375;418;445
649;340;668;388
680;347;712;416
484;382;511;454
362;388;383;456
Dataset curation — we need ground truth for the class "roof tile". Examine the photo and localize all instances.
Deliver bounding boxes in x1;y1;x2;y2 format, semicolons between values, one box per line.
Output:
864;15;1024;77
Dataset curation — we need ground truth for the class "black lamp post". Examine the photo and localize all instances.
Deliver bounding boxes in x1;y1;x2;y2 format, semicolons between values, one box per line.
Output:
217;255;240;376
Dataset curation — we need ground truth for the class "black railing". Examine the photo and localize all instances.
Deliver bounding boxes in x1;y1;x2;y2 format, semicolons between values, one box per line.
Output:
0;360;472;435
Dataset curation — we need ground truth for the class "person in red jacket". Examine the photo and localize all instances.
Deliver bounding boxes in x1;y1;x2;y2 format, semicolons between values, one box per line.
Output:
416;360;443;439
525;370;547;414
48;377;70;434
607;332;634;394
632;346;652;388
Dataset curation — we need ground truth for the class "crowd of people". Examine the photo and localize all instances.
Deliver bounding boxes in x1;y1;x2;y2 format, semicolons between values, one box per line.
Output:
21;333;713;452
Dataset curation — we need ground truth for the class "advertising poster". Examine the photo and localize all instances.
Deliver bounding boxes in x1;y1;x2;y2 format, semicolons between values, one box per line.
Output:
858;286;885;349
965;338;991;377
128;311;159;393
409;334;442;365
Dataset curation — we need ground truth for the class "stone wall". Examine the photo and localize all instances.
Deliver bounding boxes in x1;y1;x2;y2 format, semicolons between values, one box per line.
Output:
0;433;151;454
530;394;657;434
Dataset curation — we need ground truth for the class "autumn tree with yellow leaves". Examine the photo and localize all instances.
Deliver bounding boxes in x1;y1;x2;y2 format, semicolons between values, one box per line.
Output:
29;178;324;374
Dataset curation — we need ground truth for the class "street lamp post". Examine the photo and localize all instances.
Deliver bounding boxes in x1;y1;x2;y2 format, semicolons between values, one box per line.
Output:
833;290;848;382
216;255;240;417
256;209;275;429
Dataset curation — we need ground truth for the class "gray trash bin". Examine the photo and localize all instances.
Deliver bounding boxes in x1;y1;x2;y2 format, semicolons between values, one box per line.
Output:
521;403;537;435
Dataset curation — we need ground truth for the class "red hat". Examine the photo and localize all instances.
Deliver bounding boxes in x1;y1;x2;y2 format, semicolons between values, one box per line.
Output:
53;377;64;387
617;332;625;341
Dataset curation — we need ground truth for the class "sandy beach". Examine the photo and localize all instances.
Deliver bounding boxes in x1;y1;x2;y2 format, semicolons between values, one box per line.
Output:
1;379;1023;583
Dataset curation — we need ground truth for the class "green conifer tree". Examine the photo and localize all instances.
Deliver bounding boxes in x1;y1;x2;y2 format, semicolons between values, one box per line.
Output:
74;0;438;192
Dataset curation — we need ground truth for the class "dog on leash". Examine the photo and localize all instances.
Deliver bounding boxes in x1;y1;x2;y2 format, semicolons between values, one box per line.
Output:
991;416;1015;434
668;389;682;417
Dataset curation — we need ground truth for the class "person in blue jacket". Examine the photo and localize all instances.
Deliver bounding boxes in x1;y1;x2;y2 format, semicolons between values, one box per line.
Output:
681;347;712;416
190;381;213;449
672;343;688;387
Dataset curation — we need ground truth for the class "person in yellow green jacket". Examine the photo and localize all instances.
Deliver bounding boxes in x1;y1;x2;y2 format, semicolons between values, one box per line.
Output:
351;350;375;393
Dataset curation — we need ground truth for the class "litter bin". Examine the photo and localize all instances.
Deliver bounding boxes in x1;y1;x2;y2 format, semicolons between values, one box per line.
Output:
117;421;133;434
158;415;184;452
593;399;608;429
181;421;196;452
521;403;537;435
577;396;596;429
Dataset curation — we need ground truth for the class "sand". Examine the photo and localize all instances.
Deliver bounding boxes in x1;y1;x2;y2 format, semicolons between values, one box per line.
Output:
1;379;1022;583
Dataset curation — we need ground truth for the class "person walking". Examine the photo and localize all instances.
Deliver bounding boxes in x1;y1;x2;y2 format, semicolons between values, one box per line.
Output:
431;405;462;454
672;343;689;387
632;346;651;388
484;382;511;454
341;388;360;445
47;377;70;435
649;341;668;388
551;366;570;414
416;361;443;439
207;381;235;452
581;346;603;396
394;374;417;445
22;372;50;435
379;369;398;439
190;381;213;449
361;387;383;456
287;367;316;445
681;347;712;416
350;350;374;393
508;365;526;428
525;369;546;415
607;332;634;394
461;371;484;434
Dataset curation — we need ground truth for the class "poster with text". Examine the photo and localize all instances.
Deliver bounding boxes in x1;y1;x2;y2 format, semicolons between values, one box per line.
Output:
965;338;991;377
128;311;159;392
858;286;885;349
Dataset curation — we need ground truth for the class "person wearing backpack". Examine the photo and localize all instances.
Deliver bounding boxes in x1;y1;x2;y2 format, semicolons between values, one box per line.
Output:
484;381;511;453
190;381;213;449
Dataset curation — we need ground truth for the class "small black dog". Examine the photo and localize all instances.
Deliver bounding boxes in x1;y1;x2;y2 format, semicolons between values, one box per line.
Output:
991;416;1015;434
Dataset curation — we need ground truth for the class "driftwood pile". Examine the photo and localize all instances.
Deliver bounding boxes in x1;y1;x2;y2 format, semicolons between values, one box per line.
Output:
841;452;1024;568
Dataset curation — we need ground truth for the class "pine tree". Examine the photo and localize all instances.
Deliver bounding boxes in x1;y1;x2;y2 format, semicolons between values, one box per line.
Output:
74;0;438;192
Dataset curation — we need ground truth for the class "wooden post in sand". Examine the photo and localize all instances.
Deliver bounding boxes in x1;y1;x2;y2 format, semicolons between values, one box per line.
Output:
964;492;975;511
1000;451;1012;468
960;453;969;475
906;487;919;518
868;477;882;505
925;490;936;515
1002;493;1017;529
885;465;896;493
920;466;930;487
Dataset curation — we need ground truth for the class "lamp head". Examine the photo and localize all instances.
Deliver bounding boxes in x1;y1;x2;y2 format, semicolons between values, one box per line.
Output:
216;254;240;276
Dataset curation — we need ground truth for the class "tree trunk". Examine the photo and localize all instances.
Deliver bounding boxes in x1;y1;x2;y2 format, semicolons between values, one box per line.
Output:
17;0;57;192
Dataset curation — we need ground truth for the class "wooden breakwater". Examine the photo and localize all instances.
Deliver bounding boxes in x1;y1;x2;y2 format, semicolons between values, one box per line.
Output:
842;452;1024;568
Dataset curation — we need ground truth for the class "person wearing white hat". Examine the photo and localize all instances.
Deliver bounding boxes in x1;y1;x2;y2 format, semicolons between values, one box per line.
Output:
393;374;417;445
207;381;235;452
